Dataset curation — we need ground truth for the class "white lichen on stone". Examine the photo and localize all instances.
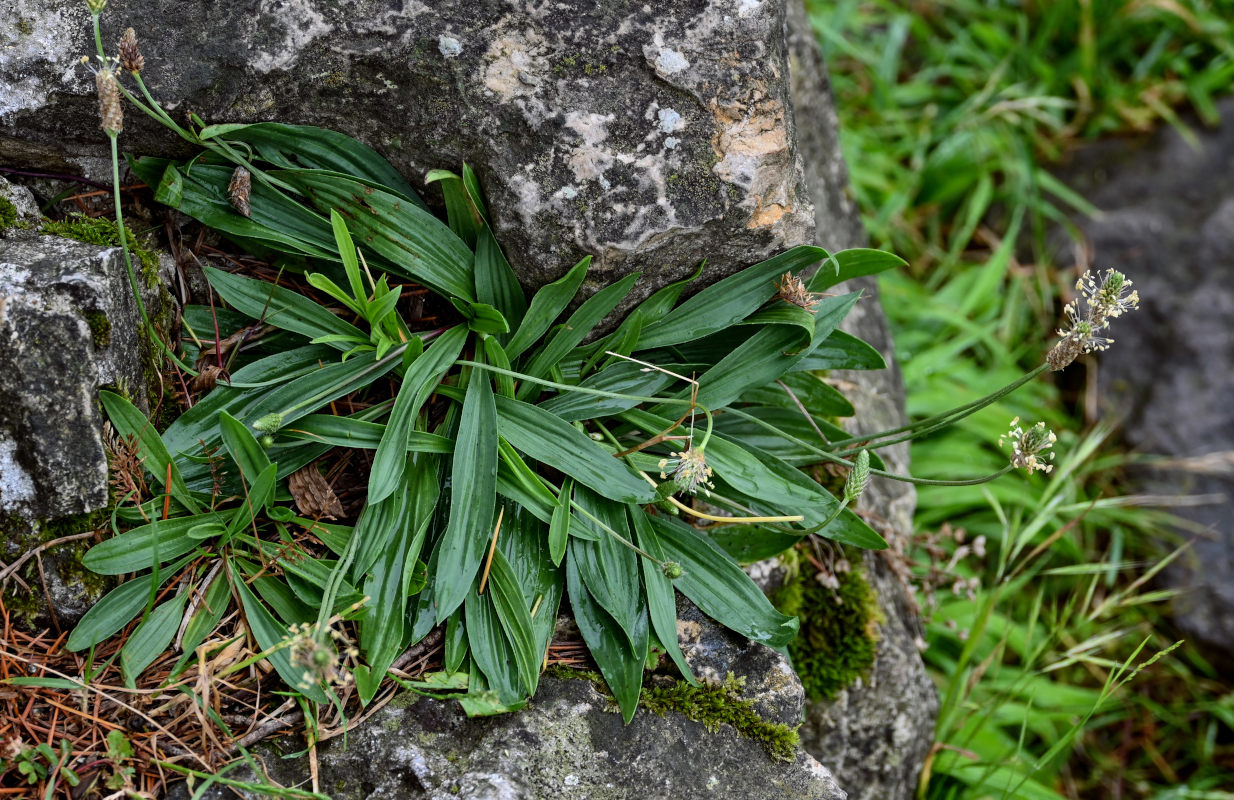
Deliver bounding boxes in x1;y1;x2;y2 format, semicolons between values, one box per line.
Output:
654;47;690;75
482;31;546;100
0;438;37;510
250;0;333;73
664;136;679;149
437;35;462;57
1;0;91;119
657;107;684;134
738;0;762;18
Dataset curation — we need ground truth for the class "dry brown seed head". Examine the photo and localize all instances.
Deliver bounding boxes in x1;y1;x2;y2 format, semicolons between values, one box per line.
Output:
228;166;252;217
96;68;123;134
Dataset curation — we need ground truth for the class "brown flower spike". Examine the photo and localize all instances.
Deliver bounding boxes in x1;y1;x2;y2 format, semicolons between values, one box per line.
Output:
96;68;123;134
118;28;144;74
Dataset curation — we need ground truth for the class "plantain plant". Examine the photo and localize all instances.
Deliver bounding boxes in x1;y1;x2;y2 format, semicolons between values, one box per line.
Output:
72;6;1137;724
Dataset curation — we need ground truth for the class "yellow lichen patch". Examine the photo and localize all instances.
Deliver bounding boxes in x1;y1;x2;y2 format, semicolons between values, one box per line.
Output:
748;202;788;229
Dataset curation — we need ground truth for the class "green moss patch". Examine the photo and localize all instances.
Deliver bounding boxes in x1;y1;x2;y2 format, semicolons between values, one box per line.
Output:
774;549;881;702
41;215;161;288
548;666;799;762
0;196;17;229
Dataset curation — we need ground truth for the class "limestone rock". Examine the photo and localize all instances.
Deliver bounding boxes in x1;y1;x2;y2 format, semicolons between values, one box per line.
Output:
0;234;168;624
0;176;41;234
1053;96;1234;667
3;0;816;304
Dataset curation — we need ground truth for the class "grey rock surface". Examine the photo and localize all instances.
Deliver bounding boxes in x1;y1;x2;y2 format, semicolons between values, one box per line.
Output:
4;0;816;305
171;612;845;800
1053;96;1234;667
0;175;42;233
0;234;167;624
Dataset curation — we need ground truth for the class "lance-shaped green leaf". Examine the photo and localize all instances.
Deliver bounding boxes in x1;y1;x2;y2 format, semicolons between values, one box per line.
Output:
690;291;860;411
66;557;191;652
504;256;590;361
499;506;563;662
435;375;499;622
648;514;800;648
566;555;645;723
426;169;483;247
172;568;233;675
630;509;695;683
233;567;327;702
495;396;656;505
465;584;525;705
239;345;405;429
281;414;453;453
516;273;640;397
205;265;367;348
83;514;219;575
549;479;572;567
218;123;426;207
121;592;189;687
486;546;540;696
219;410;272;485
369;326;467;503
569;489;643;649
128;158;339;260
635;246;828;350
474;226;527;336
279;170;476;301
222;462;278;544
737;371;855;418
792;329;887;372
99;391;200;513
359;456;439;702
537;361;675;422
807;247;905;292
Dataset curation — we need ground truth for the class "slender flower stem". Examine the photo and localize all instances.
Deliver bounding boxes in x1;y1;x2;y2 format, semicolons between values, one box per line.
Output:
723;408;1017;487
829;364;1049;452
108;134;199;376
455;359;695;407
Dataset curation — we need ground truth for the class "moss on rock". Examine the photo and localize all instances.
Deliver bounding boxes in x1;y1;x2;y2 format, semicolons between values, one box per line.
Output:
0;196;17;230
40;215;162;288
774;548;882;702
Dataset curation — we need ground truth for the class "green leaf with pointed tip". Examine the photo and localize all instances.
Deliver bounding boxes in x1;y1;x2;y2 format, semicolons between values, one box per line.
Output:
233;568;327;702
99;391;200;514
516;273;640;398
494;396;655;505
83;515;217;575
630;509;695;684
426;169;483;247
205;265;367;348
218;410;272;484
504;255;591;361
737;371;855;418
569;488;643;649
218;123;426;206
486;546;540;695
648;513;800;648
172;568;233;675
549;479;572;567
121;592;189;687
70;579;150;651
807;247;905;292
465;585;525;705
369;326;467;504
793;329;887;372
566;555;644;723
279;170;476;301
690;291;860;411
537;361;674;422
474;227;527;336
635;246;828;350
450;299;510;336
435;375;499;622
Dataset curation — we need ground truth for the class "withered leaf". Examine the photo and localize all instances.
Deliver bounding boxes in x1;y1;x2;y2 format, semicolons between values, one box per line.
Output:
288;464;344;520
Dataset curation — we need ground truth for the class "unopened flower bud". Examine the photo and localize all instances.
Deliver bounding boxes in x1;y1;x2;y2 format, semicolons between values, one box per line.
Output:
86;0;107;14
96;69;123;135
253;412;284;434
843;449;870;504
259;434;276;449
661;561;684;580
119;28;144;74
